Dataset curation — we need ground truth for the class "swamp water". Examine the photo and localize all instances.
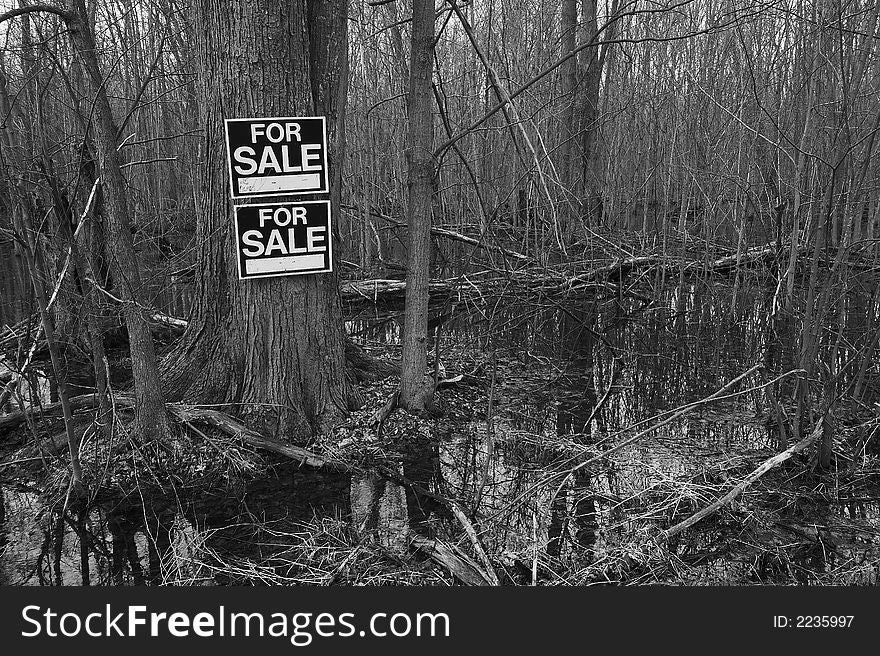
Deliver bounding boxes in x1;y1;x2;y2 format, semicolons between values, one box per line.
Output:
2;279;880;585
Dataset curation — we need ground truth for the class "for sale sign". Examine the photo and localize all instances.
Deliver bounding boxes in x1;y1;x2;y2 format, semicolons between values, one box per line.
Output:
234;200;332;279
224;117;328;199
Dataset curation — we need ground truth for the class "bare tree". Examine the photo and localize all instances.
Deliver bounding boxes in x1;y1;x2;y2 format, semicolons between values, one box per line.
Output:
398;0;436;412
0;1;170;444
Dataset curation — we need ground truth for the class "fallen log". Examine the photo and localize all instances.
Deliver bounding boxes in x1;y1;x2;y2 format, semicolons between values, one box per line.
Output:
149;311;188;334
662;419;824;540
345;340;401;381
340;278;454;303
410;535;493;586
696;243;778;272
3;308;186;361
567;254;669;285
0;392;127;435
562;240;792;291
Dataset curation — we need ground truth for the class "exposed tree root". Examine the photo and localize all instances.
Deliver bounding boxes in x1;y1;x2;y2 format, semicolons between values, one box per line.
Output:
1;392;500;585
169;405;341;470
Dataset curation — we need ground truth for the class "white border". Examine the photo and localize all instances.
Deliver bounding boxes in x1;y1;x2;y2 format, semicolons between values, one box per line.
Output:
233;199;334;280
224;116;330;200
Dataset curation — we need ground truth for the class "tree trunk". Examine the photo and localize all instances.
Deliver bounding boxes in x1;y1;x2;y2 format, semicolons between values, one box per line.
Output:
399;0;435;412
309;0;350;266
559;0;579;242
578;0;603;226
68;0;170;442
171;0;355;441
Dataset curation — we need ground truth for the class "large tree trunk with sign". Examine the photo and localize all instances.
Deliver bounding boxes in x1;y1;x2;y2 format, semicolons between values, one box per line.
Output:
398;0;436;412
168;0;355;441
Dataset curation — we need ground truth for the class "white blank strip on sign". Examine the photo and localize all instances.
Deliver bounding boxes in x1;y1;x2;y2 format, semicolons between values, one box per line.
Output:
238;173;321;194
245;254;325;275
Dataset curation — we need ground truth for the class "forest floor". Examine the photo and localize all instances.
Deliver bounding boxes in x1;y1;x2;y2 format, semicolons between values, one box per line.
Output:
2;314;880;586
2;240;880;585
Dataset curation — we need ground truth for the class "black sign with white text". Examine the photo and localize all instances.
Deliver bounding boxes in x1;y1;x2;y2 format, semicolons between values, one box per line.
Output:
224;117;328;199
234;200;332;279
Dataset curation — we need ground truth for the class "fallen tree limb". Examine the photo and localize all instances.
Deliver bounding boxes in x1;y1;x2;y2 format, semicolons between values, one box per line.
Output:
445;497;501;585
2;391;500;583
428;225;531;261
695;243;778;272
169;405;340;470
170;403;501;584
410;535;493;585
567;254;670;285
4;392;496;585
340;278;454;303
340;204;531;262
492;366;804;524
0;392;127;434
2;308;186;361
370;390;399;425
149;311;188;334
662;419;824;540
181;408;498;583
565;241;784;289
556;364;765;479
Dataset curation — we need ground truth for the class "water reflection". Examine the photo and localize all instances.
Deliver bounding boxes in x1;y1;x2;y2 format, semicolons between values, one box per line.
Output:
343;279;880;583
0;462;351;585
2;278;880;584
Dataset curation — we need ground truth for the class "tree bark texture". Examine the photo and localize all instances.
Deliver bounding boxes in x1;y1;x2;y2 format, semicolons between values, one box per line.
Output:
577;0;603;226
559;0;578;214
68;0;170;442
399;0;435;411
172;0;354;441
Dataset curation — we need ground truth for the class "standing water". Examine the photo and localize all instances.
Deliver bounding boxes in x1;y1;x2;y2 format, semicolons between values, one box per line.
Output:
2;274;880;585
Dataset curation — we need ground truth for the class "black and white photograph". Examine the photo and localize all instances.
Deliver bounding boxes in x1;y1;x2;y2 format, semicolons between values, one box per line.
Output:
0;0;877;648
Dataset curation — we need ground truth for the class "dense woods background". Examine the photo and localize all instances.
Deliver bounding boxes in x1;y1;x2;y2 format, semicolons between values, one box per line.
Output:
1;0;879;586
